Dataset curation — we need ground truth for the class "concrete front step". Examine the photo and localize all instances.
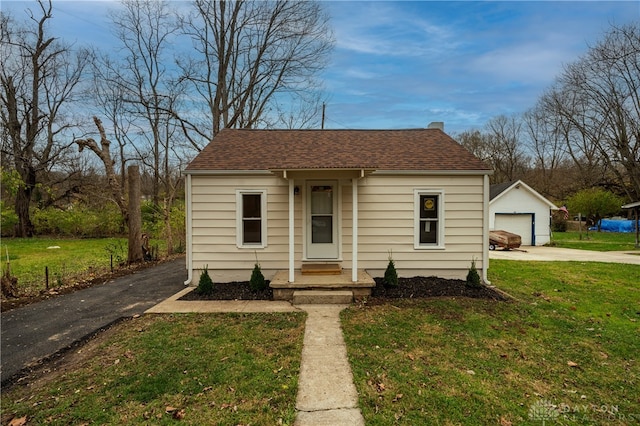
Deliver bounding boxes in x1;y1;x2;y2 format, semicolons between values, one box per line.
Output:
301;263;342;275
292;290;353;305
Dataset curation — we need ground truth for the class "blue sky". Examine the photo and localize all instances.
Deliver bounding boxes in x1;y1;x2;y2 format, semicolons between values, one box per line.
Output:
3;1;639;134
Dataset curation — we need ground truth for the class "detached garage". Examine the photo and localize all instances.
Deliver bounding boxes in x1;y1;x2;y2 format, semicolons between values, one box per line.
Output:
489;180;558;246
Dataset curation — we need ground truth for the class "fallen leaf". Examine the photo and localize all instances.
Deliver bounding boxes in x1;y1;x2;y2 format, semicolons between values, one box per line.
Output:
499;416;512;426
466;370;476;375
392;393;403;402
173;409;186;420
165;406;177;413
407;353;415;361
599;352;609;359
202;386;213;392
9;417;27;426
567;361;579;368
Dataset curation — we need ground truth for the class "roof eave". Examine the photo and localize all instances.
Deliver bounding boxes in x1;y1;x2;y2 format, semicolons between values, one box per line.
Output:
183;169;274;176
372;169;493;176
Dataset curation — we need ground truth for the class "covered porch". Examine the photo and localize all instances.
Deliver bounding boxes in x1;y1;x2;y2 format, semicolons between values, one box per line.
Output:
273;169;373;286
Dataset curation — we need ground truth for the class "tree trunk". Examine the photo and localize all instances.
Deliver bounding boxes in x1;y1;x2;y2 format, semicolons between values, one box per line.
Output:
127;165;143;264
13;173;35;238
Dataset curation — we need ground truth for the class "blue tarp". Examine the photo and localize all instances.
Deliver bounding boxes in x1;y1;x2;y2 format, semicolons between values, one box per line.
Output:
590;219;637;233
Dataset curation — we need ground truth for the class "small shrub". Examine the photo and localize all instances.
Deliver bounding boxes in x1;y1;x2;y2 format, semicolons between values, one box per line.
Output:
551;215;567;232
104;241;127;267
383;251;398;288
466;258;482;288
250;263;266;291
196;266;214;295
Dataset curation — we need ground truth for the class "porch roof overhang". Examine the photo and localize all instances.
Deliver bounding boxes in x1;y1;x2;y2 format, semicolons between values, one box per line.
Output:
276;168;373;180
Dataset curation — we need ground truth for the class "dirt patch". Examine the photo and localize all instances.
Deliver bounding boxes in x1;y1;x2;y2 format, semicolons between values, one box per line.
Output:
179;276;508;302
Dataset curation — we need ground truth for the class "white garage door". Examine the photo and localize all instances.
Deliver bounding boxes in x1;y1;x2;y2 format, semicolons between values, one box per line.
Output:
494;214;533;245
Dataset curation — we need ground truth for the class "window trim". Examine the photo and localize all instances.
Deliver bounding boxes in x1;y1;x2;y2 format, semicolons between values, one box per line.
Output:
236;189;267;248
414;189;445;249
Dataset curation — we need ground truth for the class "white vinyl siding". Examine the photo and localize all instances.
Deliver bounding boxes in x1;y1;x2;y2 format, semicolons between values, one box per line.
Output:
346;174;485;278
190;175;302;280
189;172;486;281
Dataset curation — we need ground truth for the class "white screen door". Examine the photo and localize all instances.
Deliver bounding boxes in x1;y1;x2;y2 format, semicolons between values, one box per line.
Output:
306;181;338;259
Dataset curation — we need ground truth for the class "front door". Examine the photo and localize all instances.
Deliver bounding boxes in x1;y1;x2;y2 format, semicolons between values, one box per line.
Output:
306;181;339;259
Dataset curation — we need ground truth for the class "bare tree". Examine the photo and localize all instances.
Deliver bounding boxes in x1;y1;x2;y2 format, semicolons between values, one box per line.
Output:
0;0;89;237
522;106;570;198
105;0;182;206
542;23;640;200
74;117;128;223
485;114;529;183
177;0;334;148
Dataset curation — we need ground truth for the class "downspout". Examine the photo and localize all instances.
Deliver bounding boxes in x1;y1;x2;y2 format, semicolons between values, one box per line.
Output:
183;173;193;286
483;174;492;285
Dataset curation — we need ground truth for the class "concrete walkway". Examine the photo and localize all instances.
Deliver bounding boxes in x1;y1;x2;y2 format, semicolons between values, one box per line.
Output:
146;291;365;425
294;305;364;426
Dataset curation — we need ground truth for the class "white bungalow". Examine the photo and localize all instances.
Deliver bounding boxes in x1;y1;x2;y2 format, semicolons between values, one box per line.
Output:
183;128;493;300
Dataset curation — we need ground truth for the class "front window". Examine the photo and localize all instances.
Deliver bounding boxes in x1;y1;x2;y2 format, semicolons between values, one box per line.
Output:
414;190;444;249
237;190;267;248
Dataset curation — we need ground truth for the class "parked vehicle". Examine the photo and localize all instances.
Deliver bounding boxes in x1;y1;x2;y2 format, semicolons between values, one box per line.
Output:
489;230;521;250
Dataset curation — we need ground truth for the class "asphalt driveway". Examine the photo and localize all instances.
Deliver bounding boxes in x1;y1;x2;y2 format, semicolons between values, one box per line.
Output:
1;257;187;386
489;245;640;265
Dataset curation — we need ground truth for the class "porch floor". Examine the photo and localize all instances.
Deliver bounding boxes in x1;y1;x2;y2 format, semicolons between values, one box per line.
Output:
270;269;375;301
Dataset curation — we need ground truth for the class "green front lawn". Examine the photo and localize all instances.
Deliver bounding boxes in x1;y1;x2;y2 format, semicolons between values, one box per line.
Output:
2;260;639;425
1;238;167;296
550;231;638;251
341;260;640;425
1;313;306;425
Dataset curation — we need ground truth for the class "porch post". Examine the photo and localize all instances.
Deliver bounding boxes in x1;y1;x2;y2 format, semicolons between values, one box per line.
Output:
352;177;358;282
482;174;491;285
289;178;295;282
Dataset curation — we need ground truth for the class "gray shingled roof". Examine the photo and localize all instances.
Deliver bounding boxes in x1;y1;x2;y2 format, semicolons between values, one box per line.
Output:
185;128;492;172
490;181;517;200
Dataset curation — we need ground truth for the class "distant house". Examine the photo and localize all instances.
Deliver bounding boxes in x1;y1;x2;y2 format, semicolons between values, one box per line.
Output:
183;128;493;298
489;180;558;246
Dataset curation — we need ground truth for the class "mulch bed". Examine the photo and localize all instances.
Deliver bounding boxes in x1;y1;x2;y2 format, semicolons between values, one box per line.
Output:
179;281;274;301
179;276;508;302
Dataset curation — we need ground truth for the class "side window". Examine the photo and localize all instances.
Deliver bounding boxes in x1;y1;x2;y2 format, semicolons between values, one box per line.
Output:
237;190;267;248
414;190;444;249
